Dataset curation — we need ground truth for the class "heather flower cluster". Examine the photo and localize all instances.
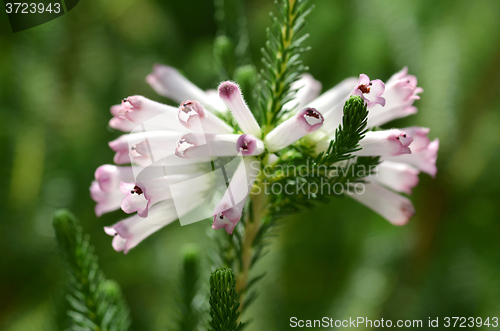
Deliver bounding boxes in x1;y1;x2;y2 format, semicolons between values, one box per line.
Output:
91;64;438;254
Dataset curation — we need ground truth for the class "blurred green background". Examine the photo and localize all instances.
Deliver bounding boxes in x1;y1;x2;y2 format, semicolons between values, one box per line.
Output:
1;0;500;330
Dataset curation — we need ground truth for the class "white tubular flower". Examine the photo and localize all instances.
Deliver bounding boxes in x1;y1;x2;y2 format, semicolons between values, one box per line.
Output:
355;129;413;156
382;126;439;177
119;96;176;123
104;201;178;254
109;96;189;133
109;131;184;166
403;126;431;152
352;74;386;107
308;77;358;112
309;77;359;133
212;157;260;234
367;67;423;128
178;100;234;134
175;133;264;159
283;74;322;111
383;139;439;178
369;161;420;195
265;107;324;153
109;105;137;132
218;81;261;137
349;181;415;226
146;64;227;113
119;173;198;218
90;181;125;217
119;183;150;217
310;74;385;136
94;165;135;192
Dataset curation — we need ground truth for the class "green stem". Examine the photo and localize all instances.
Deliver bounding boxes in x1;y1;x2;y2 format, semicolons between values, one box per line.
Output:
265;2;297;127
235;187;267;312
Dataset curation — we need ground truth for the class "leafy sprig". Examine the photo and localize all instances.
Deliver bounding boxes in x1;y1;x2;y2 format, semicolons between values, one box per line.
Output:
174;244;204;331
248;97;379;285
257;0;314;129
53;210;131;331
267;96;378;211
209;268;244;331
315;95;370;165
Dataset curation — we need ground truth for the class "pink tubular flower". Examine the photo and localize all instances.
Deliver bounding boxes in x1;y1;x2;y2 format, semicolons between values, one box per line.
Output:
352;74;386;108
109;131;184;166
90;181;124;217
367;67;423;128
118;173;197;218
218;81;261;137
369;161;420;195
178;100;233;134
355;129;413;156
109;115;137;132
237;134;265;156
283;74;322;112
104;201;178;254
265;107;324;152
175;133;264;159
119;96;176;123
402;126;431;152
95;165;135;192
108;135;131;165
119;182;149;217
350;181;415;226
146;64;227;113
383;135;439;177
212;157;260;234
108;96;191;134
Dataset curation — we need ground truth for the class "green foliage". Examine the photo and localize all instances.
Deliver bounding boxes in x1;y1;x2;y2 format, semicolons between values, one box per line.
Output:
53;210;131;331
174;244;204;331
214;0;250;80
243;97;379;293
257;0;313;128
214;36;237;81
209;268;244;331
267;96;379;214
315;95;369;165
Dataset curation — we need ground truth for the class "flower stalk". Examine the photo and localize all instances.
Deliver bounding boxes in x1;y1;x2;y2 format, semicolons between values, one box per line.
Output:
235;187;267;312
